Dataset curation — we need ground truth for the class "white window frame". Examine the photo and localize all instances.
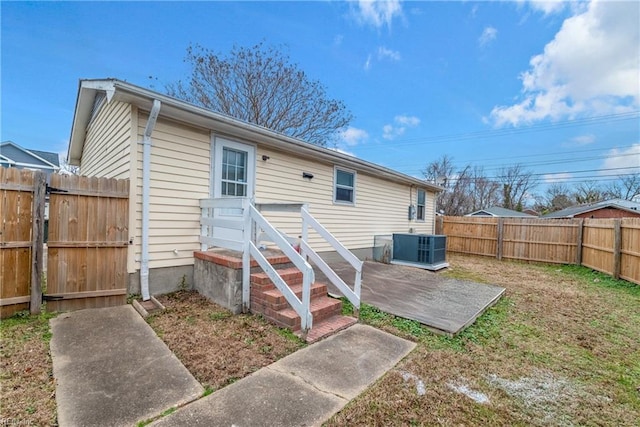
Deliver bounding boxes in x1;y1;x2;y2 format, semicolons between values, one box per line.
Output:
417;188;426;222
333;166;356;205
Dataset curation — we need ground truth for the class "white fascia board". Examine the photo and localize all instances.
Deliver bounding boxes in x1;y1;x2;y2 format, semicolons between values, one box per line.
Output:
0;154;15;164
68;80;118;165
76;78;444;192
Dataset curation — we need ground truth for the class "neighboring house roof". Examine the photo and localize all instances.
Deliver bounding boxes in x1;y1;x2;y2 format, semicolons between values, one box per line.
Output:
465;206;536;217
595;198;640;210
30;149;60;167
0;141;60;170
542;200;640;218
68;78;443;192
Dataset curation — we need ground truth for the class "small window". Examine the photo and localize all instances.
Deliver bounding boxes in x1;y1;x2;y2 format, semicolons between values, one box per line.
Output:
417;189;426;221
334;168;355;204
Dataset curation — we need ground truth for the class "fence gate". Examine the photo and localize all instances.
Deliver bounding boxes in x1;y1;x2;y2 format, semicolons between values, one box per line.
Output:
0;168;43;318
45;174;129;311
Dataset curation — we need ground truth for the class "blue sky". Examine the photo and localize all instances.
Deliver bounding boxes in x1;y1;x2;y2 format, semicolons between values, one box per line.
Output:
2;0;639;200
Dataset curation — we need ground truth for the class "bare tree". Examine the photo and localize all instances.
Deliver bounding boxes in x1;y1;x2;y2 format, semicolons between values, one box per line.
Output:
470;167;501;211
606;173;640;201
59;154;80;175
573;181;604;204
167;43;353;147
545;183;573;212
498;164;537;211
424;156;500;215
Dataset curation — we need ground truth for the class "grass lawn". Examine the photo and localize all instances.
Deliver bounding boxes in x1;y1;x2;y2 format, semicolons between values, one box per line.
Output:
327;254;640;426
1;254;638;426
0;311;58;426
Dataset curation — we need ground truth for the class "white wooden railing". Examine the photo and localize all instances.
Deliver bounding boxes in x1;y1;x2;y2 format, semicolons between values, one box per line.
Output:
200;198;314;334
247;205;315;333
199;198;362;334
300;206;362;314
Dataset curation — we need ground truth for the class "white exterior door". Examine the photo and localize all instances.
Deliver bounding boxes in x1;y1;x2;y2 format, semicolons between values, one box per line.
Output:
212;137;256;243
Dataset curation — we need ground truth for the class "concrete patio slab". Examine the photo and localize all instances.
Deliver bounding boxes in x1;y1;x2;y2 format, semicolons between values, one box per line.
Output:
317;260;506;335
152;324;415;426
50;305;203;427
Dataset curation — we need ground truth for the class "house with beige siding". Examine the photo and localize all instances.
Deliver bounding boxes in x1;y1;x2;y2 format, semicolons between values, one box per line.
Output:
67;79;442;296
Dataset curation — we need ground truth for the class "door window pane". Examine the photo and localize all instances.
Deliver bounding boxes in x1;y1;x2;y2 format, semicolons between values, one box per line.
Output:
221;147;248;197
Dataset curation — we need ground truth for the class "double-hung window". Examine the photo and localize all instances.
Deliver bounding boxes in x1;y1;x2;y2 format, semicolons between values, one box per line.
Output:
334;168;355;204
417;189;426;221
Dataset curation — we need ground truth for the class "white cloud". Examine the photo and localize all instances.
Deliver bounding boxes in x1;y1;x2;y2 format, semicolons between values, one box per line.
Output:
395;115;420;126
334;35;344;46
364;54;372;70
382;115;420;140
602;144;640;171
352;0;404;30
479;26;498;47
339;127;369;146
490;0;640;127
526;0;567;15
378;46;401;61
571;134;596;145
364;46;401;71
543;172;573;183
470;4;479;18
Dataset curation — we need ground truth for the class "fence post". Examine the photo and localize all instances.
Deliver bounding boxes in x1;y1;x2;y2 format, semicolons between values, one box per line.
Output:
30;171;46;314
575;219;584;266
496;218;504;260
613;219;622;279
435;215;443;235
242;199;252;313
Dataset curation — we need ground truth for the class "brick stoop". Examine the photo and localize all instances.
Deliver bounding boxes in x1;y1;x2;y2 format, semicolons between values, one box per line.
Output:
250;268;357;343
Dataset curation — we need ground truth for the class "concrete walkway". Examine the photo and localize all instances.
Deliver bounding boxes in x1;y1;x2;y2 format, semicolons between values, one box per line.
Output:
51;306;415;427
152;324;415;426
50;305;203;427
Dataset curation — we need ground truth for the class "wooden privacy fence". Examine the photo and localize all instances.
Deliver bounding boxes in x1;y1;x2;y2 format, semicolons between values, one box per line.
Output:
0;168;45;318
0;167;129;318
438;216;640;285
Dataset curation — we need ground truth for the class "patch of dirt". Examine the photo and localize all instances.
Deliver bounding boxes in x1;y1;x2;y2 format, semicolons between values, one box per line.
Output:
148;290;305;391
0;315;57;426
486;369;611;425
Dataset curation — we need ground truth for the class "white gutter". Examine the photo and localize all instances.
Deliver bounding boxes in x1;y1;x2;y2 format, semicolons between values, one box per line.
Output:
140;100;161;301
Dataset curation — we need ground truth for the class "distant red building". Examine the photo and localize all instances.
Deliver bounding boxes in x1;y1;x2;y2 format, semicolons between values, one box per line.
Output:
542;200;640;219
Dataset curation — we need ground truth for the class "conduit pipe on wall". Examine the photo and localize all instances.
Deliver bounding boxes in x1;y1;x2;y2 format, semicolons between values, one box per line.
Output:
140;100;161;301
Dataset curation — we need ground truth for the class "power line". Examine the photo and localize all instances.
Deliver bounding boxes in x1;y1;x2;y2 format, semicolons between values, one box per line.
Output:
390;149;639;172
354;111;640;149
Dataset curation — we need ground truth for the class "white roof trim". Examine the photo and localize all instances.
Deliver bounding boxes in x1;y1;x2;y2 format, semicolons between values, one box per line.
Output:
68;78;443;192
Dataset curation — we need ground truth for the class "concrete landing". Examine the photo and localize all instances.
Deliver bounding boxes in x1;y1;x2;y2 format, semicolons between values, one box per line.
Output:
151;324;415;426
317;261;506;335
50;305;203;427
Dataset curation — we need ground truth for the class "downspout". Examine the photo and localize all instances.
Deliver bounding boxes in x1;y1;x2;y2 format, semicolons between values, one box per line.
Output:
140;100;161;301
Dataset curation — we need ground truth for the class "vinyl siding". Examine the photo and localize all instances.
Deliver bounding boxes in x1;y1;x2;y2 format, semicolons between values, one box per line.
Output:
126;116;435;270
80;100;132;179
255;146;435;252
133;114;211;270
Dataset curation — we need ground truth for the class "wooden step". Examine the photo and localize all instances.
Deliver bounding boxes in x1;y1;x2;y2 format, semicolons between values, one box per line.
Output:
297;315;358;343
